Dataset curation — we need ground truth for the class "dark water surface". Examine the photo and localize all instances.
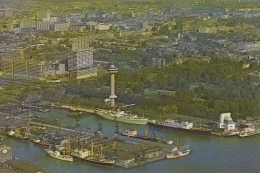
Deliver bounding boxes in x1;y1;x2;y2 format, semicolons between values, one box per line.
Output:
3;109;260;173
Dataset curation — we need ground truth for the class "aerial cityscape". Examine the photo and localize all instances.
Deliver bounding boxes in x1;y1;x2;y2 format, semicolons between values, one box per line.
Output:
0;0;260;172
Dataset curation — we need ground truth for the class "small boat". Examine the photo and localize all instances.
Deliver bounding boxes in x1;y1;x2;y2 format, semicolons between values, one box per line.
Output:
166;152;182;159
121;129;137;137
180;149;190;156
239;132;249;138
165;140;173;145
45;149;73;161
42;109;49;113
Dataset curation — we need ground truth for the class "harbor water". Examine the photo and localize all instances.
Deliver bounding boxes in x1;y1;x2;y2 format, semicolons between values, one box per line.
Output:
3;108;260;173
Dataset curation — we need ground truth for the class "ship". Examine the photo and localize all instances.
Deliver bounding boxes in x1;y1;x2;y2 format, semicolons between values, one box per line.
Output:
95;109;148;125
45;149;73;161
121;129;137;137
166;152;182;159
238;132;249;138
166;147;191;159
71;141;115;168
121;128;159;142
32;137;52;148
149;119;212;134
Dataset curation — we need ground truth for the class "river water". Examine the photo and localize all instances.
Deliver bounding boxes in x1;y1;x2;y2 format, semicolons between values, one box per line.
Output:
3;108;260;173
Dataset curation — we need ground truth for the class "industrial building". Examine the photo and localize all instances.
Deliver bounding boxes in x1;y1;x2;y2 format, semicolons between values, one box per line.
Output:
0;145;12;162
217;113;236;132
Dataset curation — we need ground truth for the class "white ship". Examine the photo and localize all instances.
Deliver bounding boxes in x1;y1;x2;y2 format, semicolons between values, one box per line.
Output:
162;119;194;129
166;148;191;159
45;149;73;162
121;129;138;137
95;109;148;125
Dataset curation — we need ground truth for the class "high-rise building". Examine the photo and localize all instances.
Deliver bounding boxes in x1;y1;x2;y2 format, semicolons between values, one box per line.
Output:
68;37;97;79
72;36;89;51
68;48;94;70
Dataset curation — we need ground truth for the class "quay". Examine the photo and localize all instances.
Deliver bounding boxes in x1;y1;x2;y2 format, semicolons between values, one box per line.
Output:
55;105;94;113
2;116;190;169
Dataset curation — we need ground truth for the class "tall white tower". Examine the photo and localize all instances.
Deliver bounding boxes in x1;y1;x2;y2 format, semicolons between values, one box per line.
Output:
108;65;118;108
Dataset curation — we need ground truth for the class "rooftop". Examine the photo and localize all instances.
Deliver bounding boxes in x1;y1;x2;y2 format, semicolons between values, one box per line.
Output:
4;157;47;173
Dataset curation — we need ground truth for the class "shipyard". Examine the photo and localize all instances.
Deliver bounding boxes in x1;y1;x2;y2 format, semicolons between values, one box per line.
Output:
0;107;191;170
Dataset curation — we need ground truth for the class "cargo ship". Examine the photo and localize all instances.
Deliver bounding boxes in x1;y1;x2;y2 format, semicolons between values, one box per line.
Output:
121;128;159;142
71;141;115;168
32;137;52;148
95;109;148;125
148;119;212;134
45;149;73;161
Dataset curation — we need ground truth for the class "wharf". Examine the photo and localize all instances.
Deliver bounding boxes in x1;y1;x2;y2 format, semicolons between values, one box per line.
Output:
4;118;190;169
116;150;169;169
56;105;94;113
118;135;179;151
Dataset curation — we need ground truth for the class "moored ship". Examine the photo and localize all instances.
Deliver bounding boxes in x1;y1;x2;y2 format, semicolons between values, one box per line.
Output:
32;137;52;148
95;109;148;125
149;119;212;134
121;128;159;142
45;149;73;161
166;147;191;159
71;141;115;168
